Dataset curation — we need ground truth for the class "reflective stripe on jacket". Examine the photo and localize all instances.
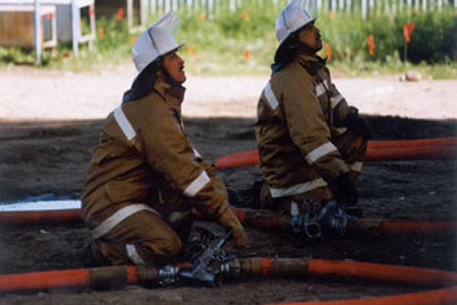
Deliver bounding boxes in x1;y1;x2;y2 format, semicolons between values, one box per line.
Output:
82;81;229;232
255;53;355;198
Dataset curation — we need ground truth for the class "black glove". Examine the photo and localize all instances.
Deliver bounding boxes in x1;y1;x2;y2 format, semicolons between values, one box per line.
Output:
330;173;358;207
344;112;373;140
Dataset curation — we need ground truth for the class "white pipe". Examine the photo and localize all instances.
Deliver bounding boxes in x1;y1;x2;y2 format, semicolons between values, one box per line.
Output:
339;0;344;12
369;0;374;16
71;0;79;56
34;0;41;65
361;0;367;19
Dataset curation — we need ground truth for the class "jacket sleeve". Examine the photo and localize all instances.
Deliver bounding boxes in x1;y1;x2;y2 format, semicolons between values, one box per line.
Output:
328;79;357;128
279;72;348;182
140;111;229;218
194;150;230;203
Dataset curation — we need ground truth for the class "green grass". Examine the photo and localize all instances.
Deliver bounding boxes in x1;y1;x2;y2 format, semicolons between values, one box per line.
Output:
330;60;457;79
0;2;456;80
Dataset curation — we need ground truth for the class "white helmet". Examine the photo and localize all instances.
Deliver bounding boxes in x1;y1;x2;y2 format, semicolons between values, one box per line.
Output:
132;11;185;79
275;0;317;45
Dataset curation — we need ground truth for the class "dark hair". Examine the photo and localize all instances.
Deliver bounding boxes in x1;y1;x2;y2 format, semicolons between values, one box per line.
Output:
122;59;162;103
271;33;300;72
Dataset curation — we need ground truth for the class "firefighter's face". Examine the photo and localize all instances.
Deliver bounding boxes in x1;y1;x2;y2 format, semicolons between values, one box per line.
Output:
160;51;186;84
297;22;322;52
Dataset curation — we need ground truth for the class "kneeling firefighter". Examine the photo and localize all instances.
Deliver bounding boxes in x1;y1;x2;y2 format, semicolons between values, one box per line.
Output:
255;0;372;239
81;12;247;267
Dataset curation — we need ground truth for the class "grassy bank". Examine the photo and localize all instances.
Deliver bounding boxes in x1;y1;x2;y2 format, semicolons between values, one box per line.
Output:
0;2;456;79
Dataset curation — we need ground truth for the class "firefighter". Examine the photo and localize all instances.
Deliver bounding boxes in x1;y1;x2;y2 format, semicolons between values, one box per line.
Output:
255;0;372;236
81;12;247;267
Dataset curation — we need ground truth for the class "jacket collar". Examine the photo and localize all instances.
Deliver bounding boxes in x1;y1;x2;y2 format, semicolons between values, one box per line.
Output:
296;52;327;67
154;80;186;109
153;81;172;99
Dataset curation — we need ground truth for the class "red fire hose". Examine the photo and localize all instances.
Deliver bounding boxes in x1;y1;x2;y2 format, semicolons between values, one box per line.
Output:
0;209;82;226
368;137;457;148
267;287;457;305
214;137;457;169
0;265;148;293
227;207;457;237
0;207;455;237
1;258;456;305
256;258;457;305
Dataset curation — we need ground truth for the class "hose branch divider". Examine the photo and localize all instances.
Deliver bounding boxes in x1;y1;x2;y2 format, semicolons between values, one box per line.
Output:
1;257;457;305
214;137;457;169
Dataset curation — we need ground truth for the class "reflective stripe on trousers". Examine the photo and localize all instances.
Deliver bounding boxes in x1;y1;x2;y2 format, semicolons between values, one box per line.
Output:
269;178;328;198
91;204;160;239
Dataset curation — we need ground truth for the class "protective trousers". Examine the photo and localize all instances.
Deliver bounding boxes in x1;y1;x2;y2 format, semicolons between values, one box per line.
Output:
90;203;193;267
259;130;367;214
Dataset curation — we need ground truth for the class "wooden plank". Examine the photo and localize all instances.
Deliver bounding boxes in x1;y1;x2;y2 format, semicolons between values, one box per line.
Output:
0;0;92;5
0;5;56;49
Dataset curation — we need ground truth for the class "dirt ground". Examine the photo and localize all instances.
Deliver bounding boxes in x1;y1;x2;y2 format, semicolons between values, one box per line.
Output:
0;65;456;304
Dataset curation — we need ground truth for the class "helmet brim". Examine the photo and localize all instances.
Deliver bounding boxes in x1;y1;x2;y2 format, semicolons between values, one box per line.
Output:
132;42;186;85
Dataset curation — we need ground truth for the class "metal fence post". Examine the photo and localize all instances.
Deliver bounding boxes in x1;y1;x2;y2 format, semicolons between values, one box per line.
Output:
361;0;367;18
34;0;42;65
71;0;79;56
149;0;154;14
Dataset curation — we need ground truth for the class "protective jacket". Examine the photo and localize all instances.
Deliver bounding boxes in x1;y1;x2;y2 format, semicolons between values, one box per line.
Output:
82;81;229;236
255;52;360;200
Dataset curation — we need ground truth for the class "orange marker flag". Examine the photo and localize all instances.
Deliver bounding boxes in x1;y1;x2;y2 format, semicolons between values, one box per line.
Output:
199;11;206;21
403;23;415;43
117;8;125;21
325;42;331;61
189;45;196;57
240;11;249;21
98;28;105;39
130;37;136;46
368;34;375;56
243;47;251;65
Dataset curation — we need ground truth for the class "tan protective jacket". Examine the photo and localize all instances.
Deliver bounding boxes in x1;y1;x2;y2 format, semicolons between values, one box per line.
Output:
82;81;229;232
255;53;356;199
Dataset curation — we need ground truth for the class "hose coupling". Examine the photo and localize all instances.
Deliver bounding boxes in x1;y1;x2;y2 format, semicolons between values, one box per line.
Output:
157;265;180;285
317;200;350;235
289;213;322;240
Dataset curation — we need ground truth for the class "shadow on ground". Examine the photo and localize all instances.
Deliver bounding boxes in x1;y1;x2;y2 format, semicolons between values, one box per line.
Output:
0;116;456;304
